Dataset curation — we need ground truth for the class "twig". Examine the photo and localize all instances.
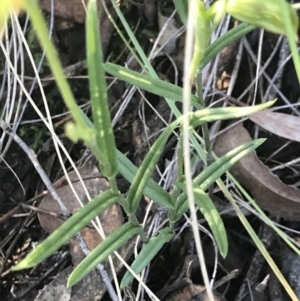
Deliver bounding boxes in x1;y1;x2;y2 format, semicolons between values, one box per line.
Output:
0;120;70;217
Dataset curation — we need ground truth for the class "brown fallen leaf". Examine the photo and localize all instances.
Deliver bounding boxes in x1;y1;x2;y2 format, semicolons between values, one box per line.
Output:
39;0;88;24
39;0;118;56
214;124;300;221
250;110;300;143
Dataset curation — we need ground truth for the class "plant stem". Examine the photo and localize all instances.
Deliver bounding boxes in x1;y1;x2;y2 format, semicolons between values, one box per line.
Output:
196;73;212;166
128;214;148;243
138;229;149;244
183;1;214;300
24;0;86;130
108;177;119;195
279;0;300;83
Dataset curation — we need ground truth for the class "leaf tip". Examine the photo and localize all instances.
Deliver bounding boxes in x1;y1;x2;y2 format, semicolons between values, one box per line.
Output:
269;98;277;106
120;270;134;288
255;138;267;146
220;248;228;259
67;268;84;287
67;277;75;288
11;260;32;271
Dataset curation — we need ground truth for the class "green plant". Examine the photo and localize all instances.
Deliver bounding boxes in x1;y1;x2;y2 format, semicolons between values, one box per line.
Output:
19;125;50;149
4;0;300;300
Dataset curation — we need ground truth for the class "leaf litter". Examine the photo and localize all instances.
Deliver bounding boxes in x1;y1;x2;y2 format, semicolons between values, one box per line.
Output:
214;123;300;221
249;109;300;143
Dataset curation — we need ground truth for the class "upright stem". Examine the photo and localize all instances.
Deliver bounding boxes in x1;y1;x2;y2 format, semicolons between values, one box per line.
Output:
108;177;119;195
196;73;212;166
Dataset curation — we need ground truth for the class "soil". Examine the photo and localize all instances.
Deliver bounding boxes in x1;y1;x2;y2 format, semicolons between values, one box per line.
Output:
1;1;300;301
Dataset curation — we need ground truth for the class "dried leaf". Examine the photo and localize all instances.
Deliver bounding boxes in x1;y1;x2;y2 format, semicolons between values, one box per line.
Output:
250;110;300;143
214;124;300;221
39;0;116;55
39;0;88;23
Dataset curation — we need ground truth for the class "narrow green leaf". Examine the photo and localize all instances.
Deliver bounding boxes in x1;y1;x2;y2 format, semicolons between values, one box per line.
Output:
12;191;119;270
126;125;175;213
197;139;265;188
171;138;266;222
189;100;275;127
67;222;141;287
173;0;188;25
104;63;202;108
280;0;300;83
87;0;118;178
121;228;174;288
200;23;255;71
79;109;174;209
193;188;228;257
116;151;174;209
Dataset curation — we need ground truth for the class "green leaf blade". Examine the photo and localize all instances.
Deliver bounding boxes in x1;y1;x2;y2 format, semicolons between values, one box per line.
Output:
104;63;201;108
67;222;141;287
173;0;188;25
172;138;266;221
190;101;275;128
79;109;174;209
200;23;255;70
126;126;175;213
194;188;228;257
12;191;119;270
121;228;174;288
117;150;174;209
86;0;118;178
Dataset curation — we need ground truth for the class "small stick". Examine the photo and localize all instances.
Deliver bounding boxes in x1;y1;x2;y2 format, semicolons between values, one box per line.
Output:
0;120;70;217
